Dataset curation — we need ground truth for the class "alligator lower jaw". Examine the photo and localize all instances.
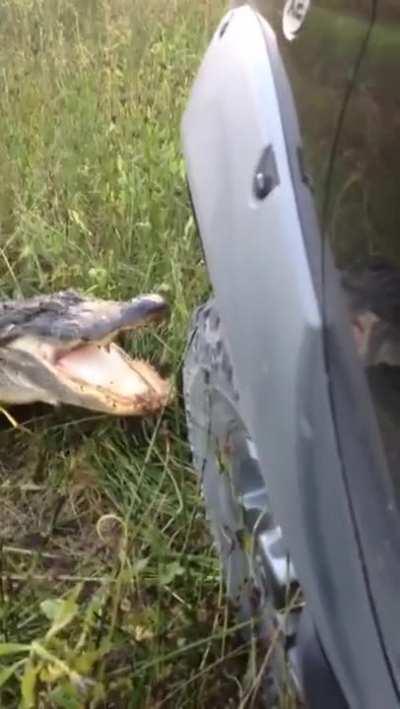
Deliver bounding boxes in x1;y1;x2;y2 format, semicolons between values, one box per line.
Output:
53;341;171;415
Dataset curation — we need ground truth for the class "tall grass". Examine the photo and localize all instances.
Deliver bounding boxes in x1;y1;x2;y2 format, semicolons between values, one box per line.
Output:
0;1;266;707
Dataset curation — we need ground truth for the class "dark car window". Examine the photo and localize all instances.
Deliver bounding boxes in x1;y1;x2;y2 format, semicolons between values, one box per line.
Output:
257;0;400;690
259;0;400;493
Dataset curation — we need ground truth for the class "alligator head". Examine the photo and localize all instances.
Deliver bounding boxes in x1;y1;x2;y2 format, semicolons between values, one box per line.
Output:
0;290;171;416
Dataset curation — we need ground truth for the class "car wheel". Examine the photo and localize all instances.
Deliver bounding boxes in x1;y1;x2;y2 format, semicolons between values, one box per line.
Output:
183;299;304;707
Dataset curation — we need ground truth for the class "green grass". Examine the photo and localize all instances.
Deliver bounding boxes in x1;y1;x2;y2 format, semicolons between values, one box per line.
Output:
0;1;268;706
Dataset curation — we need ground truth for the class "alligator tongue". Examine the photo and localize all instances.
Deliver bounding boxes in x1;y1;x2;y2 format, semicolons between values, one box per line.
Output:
57;343;166;399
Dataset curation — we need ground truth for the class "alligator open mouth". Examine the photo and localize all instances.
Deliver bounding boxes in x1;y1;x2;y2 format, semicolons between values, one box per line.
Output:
53;340;171;415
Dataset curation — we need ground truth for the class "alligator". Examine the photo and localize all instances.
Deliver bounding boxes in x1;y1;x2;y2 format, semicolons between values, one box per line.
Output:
0;290;171;416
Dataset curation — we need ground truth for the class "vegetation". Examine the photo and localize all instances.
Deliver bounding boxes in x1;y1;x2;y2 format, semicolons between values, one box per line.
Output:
0;1;266;706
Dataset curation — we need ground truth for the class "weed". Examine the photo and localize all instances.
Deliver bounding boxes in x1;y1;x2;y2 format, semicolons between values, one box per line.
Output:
0;0;272;707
